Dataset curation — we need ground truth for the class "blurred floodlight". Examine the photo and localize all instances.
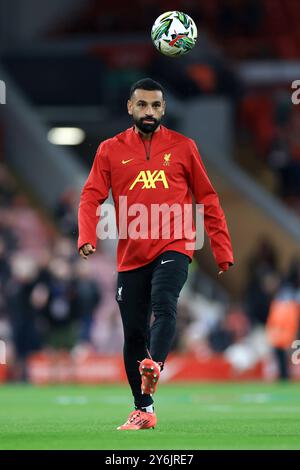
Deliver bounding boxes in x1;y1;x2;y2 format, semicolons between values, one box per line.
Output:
48;127;85;145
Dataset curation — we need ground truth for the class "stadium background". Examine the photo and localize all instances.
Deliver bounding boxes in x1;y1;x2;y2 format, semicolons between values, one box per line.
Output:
0;0;300;450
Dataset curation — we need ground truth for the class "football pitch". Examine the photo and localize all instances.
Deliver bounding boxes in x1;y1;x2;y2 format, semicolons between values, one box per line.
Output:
0;382;300;450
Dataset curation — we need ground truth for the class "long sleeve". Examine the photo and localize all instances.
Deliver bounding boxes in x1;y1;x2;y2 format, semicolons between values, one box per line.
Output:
187;139;234;266
78;142;111;250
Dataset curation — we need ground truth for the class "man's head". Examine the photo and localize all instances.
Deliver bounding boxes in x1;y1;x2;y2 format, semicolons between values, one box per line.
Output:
128;78;166;134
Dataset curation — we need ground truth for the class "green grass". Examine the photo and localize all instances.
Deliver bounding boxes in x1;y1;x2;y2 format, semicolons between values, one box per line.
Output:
0;382;300;449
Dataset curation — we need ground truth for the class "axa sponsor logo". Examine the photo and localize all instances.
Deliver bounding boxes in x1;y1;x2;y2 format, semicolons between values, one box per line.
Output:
129;170;169;190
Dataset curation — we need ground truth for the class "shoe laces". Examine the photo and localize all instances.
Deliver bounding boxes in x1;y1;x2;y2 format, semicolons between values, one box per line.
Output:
137;359;163;369
125;410;141;425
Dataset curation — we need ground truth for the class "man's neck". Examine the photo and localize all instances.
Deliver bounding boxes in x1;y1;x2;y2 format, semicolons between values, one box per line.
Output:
134;125;160;140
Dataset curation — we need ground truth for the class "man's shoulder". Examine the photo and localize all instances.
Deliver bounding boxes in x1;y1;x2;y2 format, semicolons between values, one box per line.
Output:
98;128;132;149
163;126;194;146
97;135;119;149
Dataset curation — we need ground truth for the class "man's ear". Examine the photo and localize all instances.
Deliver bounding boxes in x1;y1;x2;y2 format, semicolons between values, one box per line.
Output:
162;100;166;115
127;99;133;115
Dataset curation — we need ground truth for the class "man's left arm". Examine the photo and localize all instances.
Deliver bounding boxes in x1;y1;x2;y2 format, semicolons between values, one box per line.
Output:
186;139;234;272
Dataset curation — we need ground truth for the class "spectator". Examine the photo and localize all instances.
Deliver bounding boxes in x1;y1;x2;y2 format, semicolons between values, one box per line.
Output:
244;237;280;326
41;258;78;350
266;259;300;380
208;303;250;353
6;255;43;381
55;189;79;238
72;260;102;343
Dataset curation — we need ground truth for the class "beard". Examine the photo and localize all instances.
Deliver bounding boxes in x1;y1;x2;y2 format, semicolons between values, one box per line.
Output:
133;116;161;134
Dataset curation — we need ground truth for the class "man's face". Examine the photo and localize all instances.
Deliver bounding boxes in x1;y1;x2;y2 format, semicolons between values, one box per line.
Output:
127;89;166;134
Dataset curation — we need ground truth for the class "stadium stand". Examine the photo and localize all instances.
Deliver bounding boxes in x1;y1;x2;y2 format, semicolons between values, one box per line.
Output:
1;0;300;383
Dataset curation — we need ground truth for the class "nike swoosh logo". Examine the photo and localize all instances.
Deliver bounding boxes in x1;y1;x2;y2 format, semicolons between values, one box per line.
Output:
122;159;133;164
161;259;174;265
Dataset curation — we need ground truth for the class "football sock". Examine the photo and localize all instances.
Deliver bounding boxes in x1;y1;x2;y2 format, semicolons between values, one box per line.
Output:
140;404;154;413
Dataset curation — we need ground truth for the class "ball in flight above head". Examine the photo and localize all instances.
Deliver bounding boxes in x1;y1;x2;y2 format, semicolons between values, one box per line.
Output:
151;11;197;57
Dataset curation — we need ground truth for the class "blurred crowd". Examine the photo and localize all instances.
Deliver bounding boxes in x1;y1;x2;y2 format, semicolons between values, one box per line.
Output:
2;0;300;381
239;89;300;212
47;0;300;214
0;163;107;380
0;160;299;381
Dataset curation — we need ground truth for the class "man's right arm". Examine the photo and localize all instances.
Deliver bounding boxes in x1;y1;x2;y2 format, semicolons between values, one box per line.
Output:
78;142;111;258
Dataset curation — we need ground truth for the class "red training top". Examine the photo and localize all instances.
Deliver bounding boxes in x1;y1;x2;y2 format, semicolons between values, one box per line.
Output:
78;126;234;271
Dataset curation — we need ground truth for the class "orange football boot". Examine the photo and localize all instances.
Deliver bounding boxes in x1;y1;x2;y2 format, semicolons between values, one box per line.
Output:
117;410;157;430
139;358;162;395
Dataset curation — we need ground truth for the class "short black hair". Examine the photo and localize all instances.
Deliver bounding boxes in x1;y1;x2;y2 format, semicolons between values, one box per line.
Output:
129;78;165;99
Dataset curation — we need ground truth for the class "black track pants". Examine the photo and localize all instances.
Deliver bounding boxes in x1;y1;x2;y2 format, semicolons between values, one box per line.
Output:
116;250;189;409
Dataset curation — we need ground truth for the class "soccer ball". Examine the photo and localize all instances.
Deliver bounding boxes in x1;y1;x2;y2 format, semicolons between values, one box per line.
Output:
151;11;197;57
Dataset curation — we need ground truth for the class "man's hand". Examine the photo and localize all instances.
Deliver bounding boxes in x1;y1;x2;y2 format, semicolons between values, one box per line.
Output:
79;243;96;260
218;262;231;276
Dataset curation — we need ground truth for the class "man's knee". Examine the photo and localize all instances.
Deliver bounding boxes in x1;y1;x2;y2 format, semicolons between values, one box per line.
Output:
124;327;147;346
151;290;178;318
